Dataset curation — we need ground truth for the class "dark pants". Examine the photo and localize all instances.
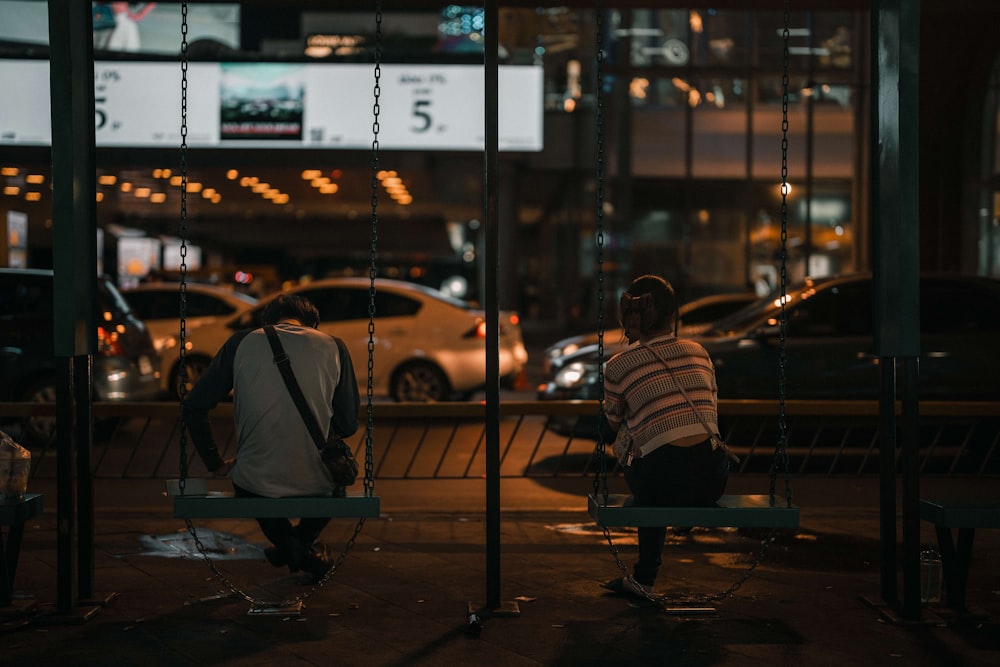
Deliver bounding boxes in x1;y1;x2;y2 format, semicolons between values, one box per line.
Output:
232;483;331;549
623;439;729;586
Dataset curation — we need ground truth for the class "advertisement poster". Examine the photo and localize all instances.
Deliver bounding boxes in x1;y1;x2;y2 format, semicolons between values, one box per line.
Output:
0;59;543;152
220;63;306;141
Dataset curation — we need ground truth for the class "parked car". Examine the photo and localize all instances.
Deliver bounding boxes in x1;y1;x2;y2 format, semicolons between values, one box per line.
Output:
122;282;258;398
538;273;1000;434
542;291;759;375
182;277;528;402
0;268;161;444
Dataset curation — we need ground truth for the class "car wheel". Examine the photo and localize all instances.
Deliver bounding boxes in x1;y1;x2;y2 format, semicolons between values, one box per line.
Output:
19;378;57;446
391;362;450;402
171;355;213;399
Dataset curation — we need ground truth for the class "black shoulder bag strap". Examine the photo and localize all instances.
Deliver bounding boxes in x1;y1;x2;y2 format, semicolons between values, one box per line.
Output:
264;325;327;452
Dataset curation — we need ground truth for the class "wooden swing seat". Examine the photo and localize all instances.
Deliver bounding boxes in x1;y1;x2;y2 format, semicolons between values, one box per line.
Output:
168;479;380;519
588;493;799;529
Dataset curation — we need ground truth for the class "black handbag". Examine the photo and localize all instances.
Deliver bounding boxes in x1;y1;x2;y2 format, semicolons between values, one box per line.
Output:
264;325;359;488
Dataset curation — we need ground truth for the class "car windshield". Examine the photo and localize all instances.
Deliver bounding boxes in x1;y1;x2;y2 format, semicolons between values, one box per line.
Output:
404;281;478;310
100;278;142;324
702;276;840;337
227;290;260;307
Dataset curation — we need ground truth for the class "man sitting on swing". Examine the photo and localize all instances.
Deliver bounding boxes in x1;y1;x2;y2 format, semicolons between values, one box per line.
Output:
601;275;730;599
183;294;360;580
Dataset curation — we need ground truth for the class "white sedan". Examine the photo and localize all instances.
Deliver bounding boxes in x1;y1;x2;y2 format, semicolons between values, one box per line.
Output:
123;282;258;398
188;277;528;402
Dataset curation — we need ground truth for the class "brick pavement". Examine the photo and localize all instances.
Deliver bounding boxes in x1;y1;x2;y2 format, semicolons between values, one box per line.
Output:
3;477;998;666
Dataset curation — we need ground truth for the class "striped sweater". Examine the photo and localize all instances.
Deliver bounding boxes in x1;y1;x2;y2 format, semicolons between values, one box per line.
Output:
603;334;719;457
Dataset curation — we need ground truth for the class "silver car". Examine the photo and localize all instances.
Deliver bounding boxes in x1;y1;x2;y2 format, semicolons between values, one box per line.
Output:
0;269;161;444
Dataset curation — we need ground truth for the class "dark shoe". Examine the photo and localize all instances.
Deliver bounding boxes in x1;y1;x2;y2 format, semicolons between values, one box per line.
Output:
671;526;693;536
298;545;333;582
264;545;300;572
601;577;652;599
263;546;286;568
601;577;625;593
270;538;311;573
622;577;653;598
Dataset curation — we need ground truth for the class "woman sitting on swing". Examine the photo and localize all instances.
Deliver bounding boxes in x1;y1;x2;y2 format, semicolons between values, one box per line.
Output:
601;274;730;599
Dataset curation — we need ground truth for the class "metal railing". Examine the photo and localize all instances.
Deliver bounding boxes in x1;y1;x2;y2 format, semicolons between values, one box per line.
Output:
6;400;999;481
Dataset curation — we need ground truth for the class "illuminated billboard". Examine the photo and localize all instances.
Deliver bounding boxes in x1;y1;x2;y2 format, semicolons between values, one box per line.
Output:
0;60;544;152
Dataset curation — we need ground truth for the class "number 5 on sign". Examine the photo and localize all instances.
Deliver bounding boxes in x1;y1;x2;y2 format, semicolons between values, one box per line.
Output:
410;98;433;133
377;65;542;152
378;66;480;149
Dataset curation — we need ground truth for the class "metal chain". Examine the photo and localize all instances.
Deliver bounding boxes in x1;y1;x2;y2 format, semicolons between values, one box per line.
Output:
601;526;778;608
173;1;385;611
182;514;368;611
774;0;793;507
594;3;796;612
174;0;264;609
177;1;189;496
172;0;260;606
592;3;609;504
365;0;382;500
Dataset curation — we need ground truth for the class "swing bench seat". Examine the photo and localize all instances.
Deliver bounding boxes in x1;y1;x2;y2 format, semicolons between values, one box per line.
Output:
168;480;380;519
588;493;799;529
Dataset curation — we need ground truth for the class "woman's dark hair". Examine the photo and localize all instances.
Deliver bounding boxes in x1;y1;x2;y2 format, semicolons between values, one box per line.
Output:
261;294;321;328
619;274;677;343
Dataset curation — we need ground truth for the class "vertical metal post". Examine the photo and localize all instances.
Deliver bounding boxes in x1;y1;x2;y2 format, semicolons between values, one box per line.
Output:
871;0;921;620
483;0;502;612
877;357;897;604
75;354;94;598
48;0;98;612
55;358;74;614
900;356;921;617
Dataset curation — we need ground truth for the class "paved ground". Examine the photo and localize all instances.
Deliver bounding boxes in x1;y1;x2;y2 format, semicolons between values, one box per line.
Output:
3;476;999;666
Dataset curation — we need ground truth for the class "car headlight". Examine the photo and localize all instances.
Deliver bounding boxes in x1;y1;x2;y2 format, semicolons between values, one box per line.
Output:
553;361;601;389
153;335;178;354
560;343;580;357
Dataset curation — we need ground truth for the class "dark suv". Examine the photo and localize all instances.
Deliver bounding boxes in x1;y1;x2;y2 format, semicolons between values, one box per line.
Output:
0;268;161;444
539;273;1000;433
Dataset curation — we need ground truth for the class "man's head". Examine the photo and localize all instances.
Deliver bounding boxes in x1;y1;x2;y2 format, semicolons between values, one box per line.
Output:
261;294;321;328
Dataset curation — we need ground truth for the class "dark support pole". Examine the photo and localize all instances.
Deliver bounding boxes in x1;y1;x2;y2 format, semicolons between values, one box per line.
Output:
483;0;501;612
900;356;921;616
878;358;897;604
48;0;98;613
871;0;921;621
75;354;94;598
55;359;74;614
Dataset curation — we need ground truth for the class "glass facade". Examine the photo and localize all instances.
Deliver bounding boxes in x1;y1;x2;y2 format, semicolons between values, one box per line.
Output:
600;9;863;299
0;3;997;327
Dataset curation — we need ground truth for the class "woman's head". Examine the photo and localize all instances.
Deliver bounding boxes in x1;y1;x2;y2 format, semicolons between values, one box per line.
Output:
619;275;677;343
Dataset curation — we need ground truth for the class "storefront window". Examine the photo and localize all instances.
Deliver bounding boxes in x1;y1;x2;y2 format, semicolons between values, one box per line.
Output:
811;12;856;71
614;9;689;68
753;11;813;71
692;77;748;178
632;106;686;177
690;9;747;67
